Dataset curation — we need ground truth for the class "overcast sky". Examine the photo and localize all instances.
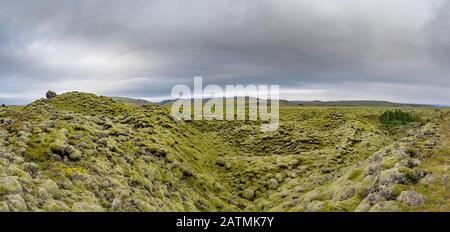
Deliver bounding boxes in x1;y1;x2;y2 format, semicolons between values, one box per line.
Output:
0;0;449;104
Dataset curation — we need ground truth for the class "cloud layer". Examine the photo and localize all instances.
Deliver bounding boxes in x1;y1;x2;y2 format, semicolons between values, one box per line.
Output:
1;0;449;104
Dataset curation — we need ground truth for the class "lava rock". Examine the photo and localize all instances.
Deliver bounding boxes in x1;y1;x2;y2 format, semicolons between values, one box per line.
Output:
242;188;255;200
0;176;23;195
268;178;279;190
397;190;425;206
46;90;57;99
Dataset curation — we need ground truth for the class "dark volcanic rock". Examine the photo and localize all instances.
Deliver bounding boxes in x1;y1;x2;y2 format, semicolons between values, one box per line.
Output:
46;90;57;99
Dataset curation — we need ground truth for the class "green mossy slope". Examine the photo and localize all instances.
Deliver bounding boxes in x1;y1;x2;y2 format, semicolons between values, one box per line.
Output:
1;92;243;211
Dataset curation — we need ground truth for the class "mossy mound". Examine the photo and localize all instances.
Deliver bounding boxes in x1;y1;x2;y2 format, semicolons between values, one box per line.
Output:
27;92;134;116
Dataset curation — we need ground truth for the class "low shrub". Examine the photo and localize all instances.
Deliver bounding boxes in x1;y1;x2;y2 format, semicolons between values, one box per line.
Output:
379;110;418;125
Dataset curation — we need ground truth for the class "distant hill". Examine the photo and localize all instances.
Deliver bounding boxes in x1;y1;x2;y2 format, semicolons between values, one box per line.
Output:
433;104;450;108
291;100;432;107
111;96;152;106
157;98;432;107
156;99;177;105
157;97;300;107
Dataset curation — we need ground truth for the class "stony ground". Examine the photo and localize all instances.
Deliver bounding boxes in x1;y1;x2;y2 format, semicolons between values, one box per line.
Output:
0;92;448;211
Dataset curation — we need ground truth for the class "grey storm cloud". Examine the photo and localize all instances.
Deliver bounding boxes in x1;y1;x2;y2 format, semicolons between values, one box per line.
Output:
0;0;449;104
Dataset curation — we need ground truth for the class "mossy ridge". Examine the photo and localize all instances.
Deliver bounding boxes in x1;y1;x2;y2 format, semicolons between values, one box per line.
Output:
408;116;450;211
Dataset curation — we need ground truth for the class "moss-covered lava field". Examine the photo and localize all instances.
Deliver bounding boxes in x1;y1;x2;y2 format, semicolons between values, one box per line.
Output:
0;92;448;211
